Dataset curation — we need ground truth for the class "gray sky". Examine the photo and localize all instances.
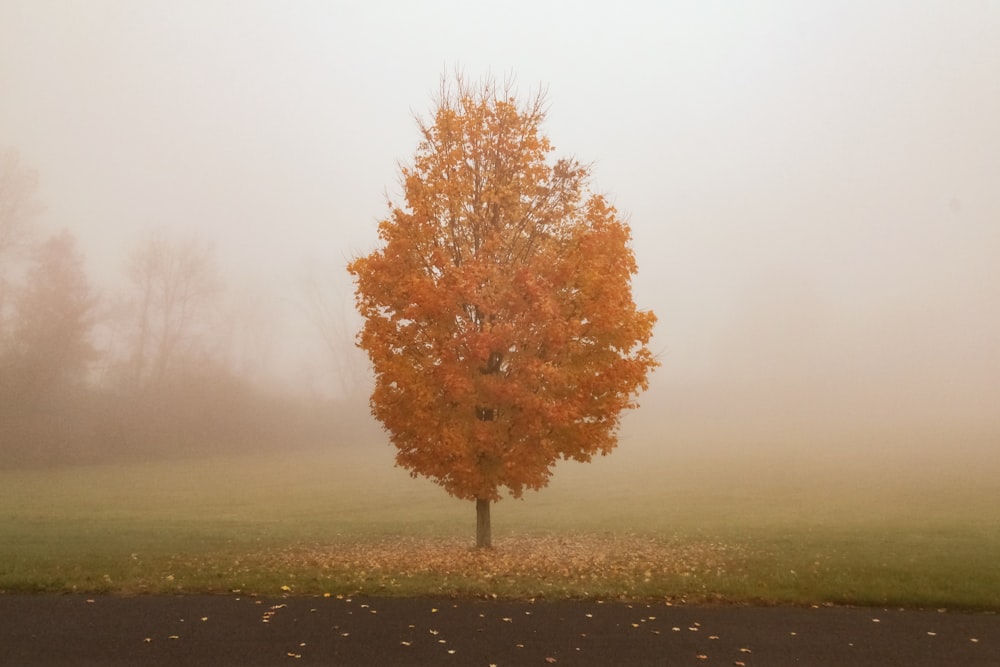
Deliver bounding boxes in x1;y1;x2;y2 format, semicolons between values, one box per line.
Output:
2;1;998;440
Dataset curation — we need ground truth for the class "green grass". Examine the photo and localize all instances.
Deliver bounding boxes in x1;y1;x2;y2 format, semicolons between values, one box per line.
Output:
1;435;998;609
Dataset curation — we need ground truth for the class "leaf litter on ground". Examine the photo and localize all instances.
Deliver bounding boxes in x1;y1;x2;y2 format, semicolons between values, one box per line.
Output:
255;534;750;598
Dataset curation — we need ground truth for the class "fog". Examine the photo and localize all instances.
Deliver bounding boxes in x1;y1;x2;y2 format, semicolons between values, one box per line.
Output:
1;2;998;471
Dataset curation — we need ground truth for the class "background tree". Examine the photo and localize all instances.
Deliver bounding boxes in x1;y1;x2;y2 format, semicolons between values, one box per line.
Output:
0;148;41;342
87;233;229;456
298;260;370;400
0;231;97;463
349;76;658;548
0;147;38;260
1;230;96;396
120;233;221;389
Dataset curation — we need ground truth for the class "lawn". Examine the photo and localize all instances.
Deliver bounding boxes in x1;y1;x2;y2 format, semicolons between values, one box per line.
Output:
1;431;998;610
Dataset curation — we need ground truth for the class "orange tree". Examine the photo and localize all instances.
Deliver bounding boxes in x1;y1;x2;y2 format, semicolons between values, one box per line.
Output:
348;77;658;548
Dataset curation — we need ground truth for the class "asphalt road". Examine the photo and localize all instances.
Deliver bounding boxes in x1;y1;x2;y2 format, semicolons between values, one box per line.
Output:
1;594;997;666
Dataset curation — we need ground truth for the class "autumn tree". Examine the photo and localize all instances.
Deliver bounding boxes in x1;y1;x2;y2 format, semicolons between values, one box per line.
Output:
348;76;658;548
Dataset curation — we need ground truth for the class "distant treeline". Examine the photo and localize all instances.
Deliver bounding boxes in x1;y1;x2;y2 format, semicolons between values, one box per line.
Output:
0;150;372;468
0;365;364;469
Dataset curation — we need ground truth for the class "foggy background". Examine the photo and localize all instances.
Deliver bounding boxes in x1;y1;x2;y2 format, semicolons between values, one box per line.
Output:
1;1;997;470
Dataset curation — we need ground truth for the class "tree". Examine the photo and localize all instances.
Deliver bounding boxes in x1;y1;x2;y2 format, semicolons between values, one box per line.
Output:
348;76;658;548
298;260;370;400
0;147;39;261
120;233;221;389
0;148;41;340
2;232;96;406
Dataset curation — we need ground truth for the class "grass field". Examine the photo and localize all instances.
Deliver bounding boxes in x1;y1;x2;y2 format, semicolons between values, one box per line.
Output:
1;430;999;609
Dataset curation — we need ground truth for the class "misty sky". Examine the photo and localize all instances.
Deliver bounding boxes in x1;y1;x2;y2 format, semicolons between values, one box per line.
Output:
1;2;998;439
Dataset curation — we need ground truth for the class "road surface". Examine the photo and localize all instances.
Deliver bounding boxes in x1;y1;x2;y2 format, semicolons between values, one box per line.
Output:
1;594;997;666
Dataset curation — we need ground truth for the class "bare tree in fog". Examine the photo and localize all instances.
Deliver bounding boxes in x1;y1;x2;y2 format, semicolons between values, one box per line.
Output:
95;233;275;459
298;261;369;399
121;233;221;389
214;282;282;387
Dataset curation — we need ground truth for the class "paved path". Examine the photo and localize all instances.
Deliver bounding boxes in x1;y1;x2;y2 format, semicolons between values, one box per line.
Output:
1;594;997;666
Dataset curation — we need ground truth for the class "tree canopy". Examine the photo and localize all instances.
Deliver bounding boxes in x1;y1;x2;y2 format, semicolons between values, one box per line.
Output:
348;76;658;546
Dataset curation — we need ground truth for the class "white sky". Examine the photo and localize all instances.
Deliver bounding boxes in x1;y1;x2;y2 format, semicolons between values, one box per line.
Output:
2;1;998;437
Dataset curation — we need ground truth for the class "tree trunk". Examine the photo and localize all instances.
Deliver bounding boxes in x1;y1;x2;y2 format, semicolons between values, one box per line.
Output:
476;497;492;549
